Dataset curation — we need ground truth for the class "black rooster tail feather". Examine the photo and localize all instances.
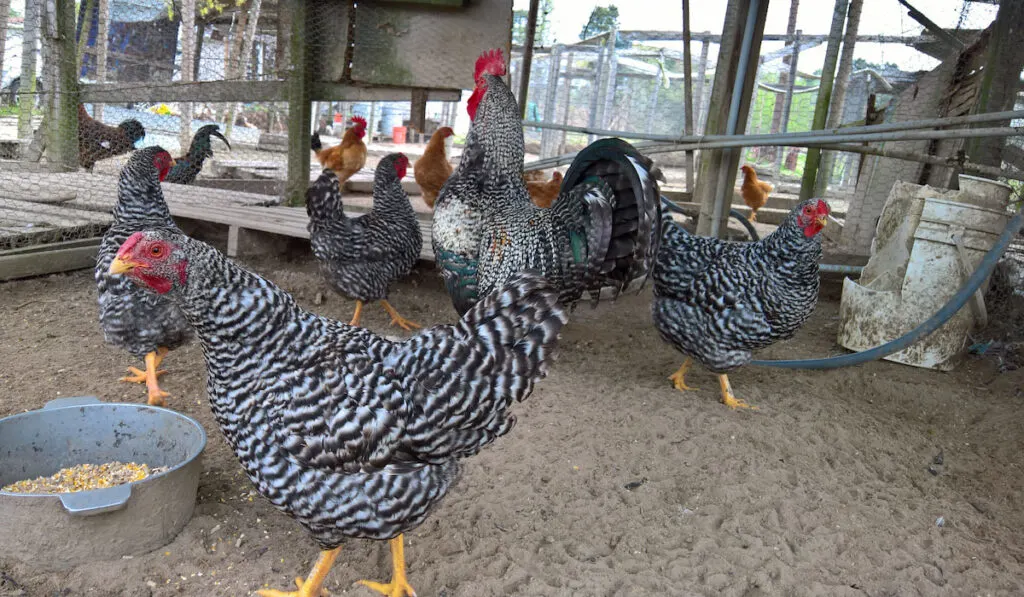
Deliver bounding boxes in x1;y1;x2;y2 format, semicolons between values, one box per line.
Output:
310;132;322;152
561;138;662;296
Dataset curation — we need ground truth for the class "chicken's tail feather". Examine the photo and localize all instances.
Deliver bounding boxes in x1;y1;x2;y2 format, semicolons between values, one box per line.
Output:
305;169;344;237
310;132;323;153
393;271;566;461
560;138;663;298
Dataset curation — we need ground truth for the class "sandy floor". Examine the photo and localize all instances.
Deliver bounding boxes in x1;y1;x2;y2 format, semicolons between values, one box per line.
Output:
1;258;1023;597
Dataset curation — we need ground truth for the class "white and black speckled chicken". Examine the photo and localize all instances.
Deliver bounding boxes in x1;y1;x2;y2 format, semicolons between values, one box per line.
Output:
652;198;831;409
307;153;423;330
433;49;662;316
109;228;566;597
95;146;191;406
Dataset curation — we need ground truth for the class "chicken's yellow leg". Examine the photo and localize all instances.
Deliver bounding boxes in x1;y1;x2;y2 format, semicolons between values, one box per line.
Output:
257;547;341;597
350;300;365;327
358;535;416;597
749;209;758;223
668;358;698;391
380;301;421;331
120;347;170;407
718;374;756;410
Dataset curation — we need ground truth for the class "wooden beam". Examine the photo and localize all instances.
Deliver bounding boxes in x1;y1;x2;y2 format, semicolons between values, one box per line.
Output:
681;0;695;191
79;81;462;103
51;0;79;172
800;0;848;200
285;0;310;207
816;0;862;196
0;238;101;281
410;88;428;134
518;0;540;119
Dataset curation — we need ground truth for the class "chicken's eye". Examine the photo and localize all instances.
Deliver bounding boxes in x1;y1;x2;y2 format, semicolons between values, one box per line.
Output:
150;245;164;258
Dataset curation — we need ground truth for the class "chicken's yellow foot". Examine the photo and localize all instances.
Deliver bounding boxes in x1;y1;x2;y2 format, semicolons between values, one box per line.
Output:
120;347;171;407
380;301;421;332
668;358;698;391
749;210;758;223
257;547;341;597
350;300;365;327
358;535;417;597
718;374;757;410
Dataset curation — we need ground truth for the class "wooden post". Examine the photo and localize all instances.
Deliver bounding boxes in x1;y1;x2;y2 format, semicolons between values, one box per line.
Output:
775;30;801;173
18;0;40;139
558;51;573;152
768;0;799;163
225;0;263;140
799;0;849;200
0;0;12;110
366;101;378;144
518;0;540;119
693;35;709;133
540;45;562;157
599;28;618;129
193;19;205;81
681;1;695;191
815;0;862;196
586;39;607;144
284;0;310;207
93;0;108;121
51;0;79;172
179;0;196;153
75;0;95;73
968;0;1024;168
645;71;661;134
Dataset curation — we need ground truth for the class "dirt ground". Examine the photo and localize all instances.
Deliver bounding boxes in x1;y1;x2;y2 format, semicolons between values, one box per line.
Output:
1;256;1023;597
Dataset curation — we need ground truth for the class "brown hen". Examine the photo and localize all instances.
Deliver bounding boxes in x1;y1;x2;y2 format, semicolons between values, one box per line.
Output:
739;164;773;222
414;126;454;208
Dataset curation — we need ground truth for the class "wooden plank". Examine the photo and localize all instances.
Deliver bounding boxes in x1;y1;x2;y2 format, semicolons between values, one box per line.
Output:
350;0;513;89
0;237;101;281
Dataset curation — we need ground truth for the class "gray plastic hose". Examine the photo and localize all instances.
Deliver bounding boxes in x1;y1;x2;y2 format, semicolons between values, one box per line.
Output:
750;210;1024;369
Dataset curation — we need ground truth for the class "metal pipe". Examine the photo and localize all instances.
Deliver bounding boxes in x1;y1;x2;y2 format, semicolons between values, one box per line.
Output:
818;263;864;275
681;0;695;192
517;0;540;119
710;0;761;239
521;109;1024;145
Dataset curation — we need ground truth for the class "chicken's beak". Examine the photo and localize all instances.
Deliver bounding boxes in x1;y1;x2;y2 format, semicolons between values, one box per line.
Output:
109;255;140;275
816;215;828;228
169;158;177;167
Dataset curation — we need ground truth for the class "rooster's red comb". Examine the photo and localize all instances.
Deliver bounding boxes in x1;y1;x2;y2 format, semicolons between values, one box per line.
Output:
474;48;507;82
351;116;367;127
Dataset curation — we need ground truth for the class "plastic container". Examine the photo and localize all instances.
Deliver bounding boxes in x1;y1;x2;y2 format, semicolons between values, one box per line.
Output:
392;126;407;144
838;186;1011;370
0;397;206;570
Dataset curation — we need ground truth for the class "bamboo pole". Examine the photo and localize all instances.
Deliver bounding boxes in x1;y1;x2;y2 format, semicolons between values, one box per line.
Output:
815;0;862;196
798;0;848;200
681;0;694;192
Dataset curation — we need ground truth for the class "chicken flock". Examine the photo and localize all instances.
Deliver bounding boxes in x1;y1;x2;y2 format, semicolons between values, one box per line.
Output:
72;47;831;597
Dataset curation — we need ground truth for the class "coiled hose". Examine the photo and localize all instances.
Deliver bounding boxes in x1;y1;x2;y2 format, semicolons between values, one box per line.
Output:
660;196;759;241
750;209;1024;369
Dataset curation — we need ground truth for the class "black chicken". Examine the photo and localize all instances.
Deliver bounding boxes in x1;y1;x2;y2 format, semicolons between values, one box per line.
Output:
306;153;423;330
109;228;566;597
95;147;191;406
652;199;831;409
165;124;231;184
432;49;662;315
78;104;146;171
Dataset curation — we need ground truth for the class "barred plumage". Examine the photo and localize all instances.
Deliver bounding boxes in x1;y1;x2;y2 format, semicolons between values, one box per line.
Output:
95;147;191;405
433;50;662;316
165;124;230;185
307;154;421;304
651;198;829;408
110;229;566;552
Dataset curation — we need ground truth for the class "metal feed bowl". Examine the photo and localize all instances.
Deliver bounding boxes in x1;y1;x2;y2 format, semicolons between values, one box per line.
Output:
0;396;206;571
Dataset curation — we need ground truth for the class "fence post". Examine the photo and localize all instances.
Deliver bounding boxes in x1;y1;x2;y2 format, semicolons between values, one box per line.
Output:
540;45;562;158
50;0;79;172
18;0;40;140
284;0;310;207
775;30;801;174
816;0;863;196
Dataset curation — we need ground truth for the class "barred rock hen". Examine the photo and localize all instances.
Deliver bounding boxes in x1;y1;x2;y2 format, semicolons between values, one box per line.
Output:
78;104;146;171
433;49;662;316
109;229;567;597
165;124;231;184
652;198;830;409
306;153;423;330
95;147;190;406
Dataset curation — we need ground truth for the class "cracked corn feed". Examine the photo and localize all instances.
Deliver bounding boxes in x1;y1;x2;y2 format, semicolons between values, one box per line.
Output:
2;462;168;494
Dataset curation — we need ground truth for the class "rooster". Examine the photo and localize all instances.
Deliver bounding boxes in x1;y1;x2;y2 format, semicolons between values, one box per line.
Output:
109;228;566;597
652;198;830;409
78;104;146;171
311;116;368;185
526;170;563;208
95;147;191;406
165;124;231;184
432;49;662;315
739;164;773;222
413;126;454;208
306;154;423;330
